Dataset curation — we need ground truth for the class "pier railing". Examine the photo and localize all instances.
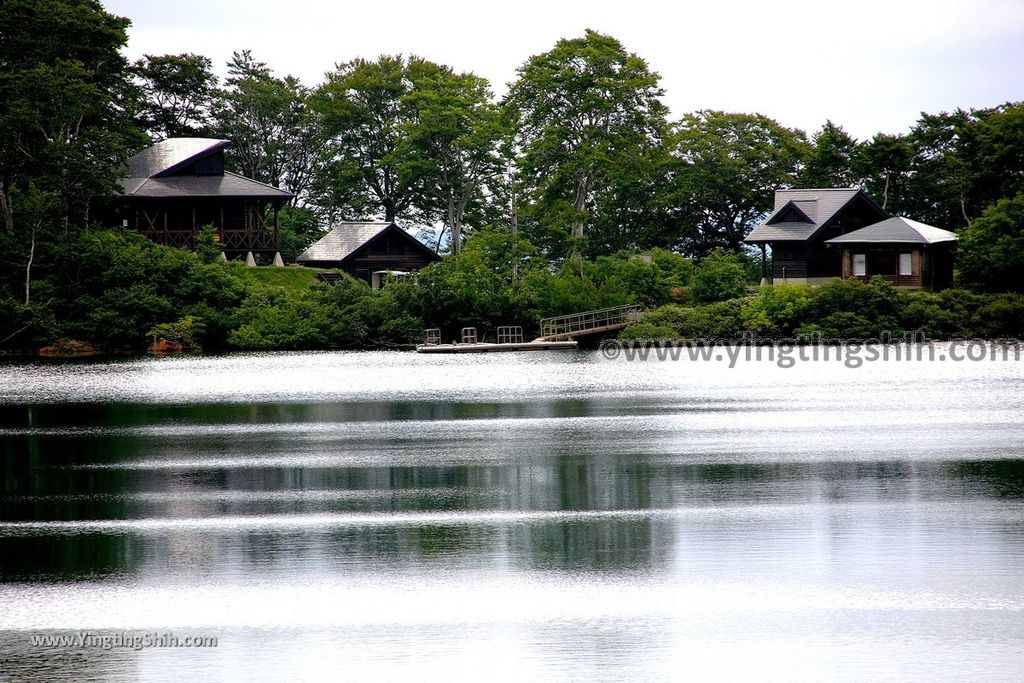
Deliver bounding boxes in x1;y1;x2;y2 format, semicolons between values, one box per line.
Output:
538;304;642;340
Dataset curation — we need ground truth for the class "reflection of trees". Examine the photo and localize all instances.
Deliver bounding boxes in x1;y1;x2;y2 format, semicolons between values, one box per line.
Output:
952;460;1024;498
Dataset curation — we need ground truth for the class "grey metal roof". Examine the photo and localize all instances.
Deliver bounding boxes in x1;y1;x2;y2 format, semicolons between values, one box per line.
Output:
745;221;821;242
297;222;394;263
119;172;293;199
127;138;230;178
825;217;957;245
745;188;865;243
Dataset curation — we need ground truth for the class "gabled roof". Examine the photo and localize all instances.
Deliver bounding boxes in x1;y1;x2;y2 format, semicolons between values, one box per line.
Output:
119;137;293;200
767;199;815;224
127;138;230;178
745;188;878;243
826;217;957;245
296;222;439;264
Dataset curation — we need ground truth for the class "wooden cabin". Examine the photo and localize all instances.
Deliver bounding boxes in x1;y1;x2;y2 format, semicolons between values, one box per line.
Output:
744;188;956;289
296;222;440;286
825;217;957;289
106;138;293;260
744;188;888;284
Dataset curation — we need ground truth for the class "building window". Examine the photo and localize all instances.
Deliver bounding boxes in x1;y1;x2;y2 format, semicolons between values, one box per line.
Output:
899;252;913;275
853;253;866;277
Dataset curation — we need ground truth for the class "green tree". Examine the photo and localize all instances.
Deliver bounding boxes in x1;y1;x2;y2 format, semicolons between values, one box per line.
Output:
399;67;506;253
957;193;1024;292
0;0;143;233
671;111;808;254
692;249;749;303
212;50;321;202
505;30;669;259
855;133;913;212
134;53;217;140
799;120;860;188
313;55;431;222
905;109;979;229
972;102;1024;214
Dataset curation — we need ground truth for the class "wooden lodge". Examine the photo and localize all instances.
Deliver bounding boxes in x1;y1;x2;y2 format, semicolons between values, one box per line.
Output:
825;217;957;289
296;222;440;287
106;138;293;260
744;188;957;289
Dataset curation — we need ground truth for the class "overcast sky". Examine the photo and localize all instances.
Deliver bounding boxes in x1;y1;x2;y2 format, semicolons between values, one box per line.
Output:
103;0;1024;139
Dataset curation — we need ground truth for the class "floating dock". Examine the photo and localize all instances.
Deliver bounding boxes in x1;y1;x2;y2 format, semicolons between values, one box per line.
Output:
416;340;578;353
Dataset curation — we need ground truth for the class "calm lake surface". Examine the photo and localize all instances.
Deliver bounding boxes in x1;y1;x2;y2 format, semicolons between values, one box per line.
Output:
1;349;1023;681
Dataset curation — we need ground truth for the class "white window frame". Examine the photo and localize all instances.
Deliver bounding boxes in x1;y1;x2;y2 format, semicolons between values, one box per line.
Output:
899;252;913;276
852;253;866;277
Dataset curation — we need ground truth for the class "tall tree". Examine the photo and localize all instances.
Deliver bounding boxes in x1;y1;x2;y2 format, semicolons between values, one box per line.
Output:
312;55;429;222
854;133;913;212
956;193;1024;292
799;120;860;188
672;111;808;254
399;67;506;253
212;50;321;202
972;102;1024;214
134;53;217;140
0;0;143;233
505;30;669;259
905;109;979;229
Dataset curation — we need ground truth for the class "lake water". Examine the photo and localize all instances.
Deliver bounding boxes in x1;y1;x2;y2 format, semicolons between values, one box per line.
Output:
1;349;1023;681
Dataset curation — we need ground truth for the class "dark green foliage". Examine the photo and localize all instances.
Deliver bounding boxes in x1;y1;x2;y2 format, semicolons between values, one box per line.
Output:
194;225;221;264
799;121;860;188
0;0;145;233
626;277;1024;342
6;228;247;350
506;30;669;259
692;249;749;303
276;206;322;261
957;194;1024;292
148;315;206;349
134;53;216;139
670;111;808;254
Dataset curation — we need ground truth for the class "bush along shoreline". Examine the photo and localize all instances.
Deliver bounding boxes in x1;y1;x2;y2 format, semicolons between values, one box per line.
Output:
2;226;1024;358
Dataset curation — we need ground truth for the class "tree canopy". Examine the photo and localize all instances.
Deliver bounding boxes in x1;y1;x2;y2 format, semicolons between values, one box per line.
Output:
505;29;669;259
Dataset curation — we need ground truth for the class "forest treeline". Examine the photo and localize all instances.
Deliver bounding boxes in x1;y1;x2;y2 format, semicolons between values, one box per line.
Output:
2;0;1024;352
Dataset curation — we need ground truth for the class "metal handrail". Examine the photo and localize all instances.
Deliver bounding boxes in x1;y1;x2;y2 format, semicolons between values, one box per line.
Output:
539;304;641;338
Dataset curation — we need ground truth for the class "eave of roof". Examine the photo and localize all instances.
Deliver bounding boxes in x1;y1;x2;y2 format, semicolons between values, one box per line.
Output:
119;172;294;199
296;222;439;264
825;217;957;245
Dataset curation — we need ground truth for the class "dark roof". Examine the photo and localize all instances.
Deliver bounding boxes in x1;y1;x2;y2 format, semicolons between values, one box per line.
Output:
296;222;439;264
745;188;870;243
119;137;293;200
826;217;957;245
123;172;294;199
127;138;230;178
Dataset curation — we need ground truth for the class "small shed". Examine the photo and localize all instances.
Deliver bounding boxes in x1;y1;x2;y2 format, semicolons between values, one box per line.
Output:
825;217;957;289
296;222;440;285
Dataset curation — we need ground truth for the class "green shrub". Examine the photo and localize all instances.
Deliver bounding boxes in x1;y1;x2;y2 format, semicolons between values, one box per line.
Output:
148;315;207;350
692;249;749;303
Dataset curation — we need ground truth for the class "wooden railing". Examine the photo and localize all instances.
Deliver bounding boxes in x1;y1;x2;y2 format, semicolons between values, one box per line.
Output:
538;305;641;340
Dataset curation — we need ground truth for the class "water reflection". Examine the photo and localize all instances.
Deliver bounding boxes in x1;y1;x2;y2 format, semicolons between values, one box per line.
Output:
1;352;1023;681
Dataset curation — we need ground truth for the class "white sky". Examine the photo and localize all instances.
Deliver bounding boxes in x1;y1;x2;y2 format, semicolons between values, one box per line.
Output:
104;0;1024;139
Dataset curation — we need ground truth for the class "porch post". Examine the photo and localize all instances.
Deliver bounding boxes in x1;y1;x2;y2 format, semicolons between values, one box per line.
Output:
759;244;768;285
273;203;280;249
